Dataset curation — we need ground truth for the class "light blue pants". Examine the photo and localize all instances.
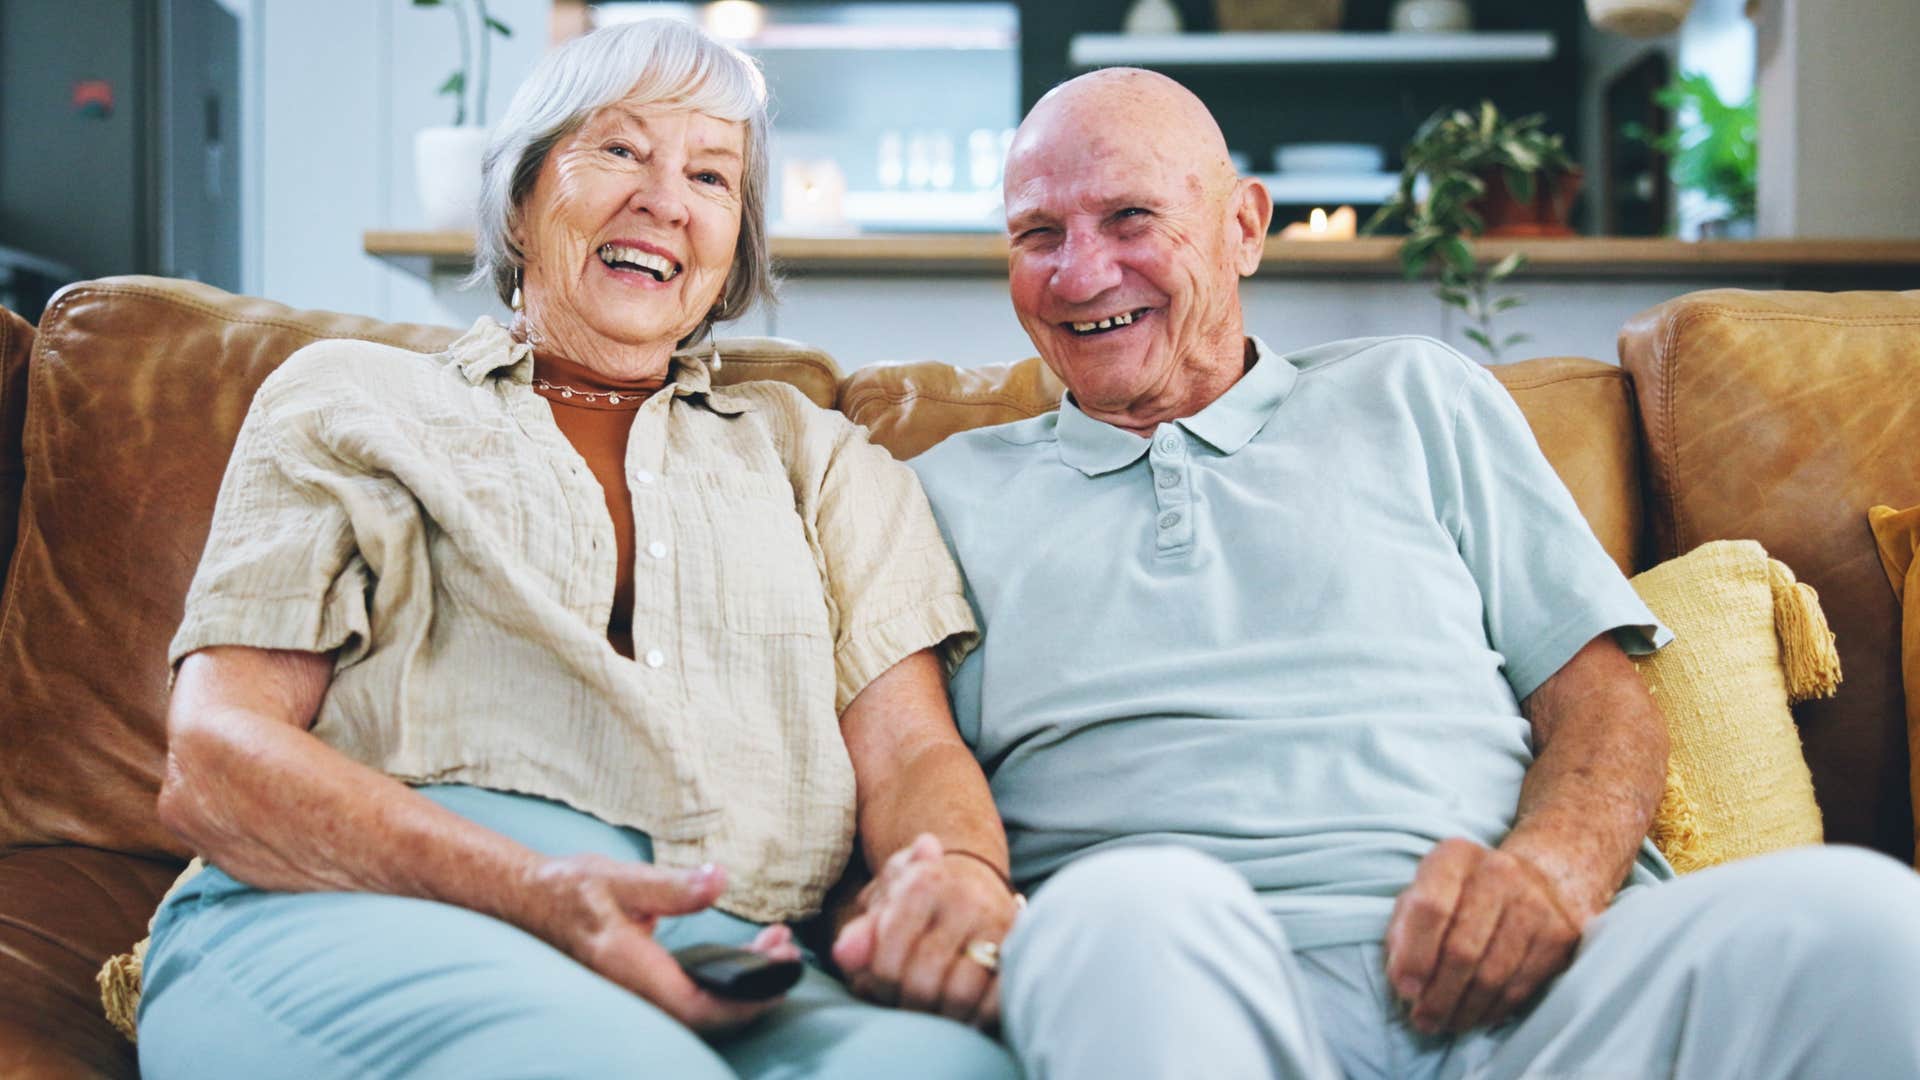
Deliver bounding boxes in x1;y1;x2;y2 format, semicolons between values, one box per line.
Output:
1001;844;1920;1080
137;785;1017;1080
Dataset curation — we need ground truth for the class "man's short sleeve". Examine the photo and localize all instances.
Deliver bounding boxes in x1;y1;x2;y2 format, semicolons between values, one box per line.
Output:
813;422;977;712
1435;361;1671;701
168;381;372;672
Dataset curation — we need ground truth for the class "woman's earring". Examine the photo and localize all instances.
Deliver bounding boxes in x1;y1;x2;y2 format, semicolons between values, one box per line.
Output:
509;270;524;312
711;337;722;372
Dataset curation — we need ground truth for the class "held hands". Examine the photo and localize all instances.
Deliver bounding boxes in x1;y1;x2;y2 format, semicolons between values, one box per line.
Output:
1383;838;1587;1035
522;853;802;1035
831;833;1021;1029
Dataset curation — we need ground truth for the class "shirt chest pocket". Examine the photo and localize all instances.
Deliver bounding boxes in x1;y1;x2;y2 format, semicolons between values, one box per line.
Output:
692;476;830;637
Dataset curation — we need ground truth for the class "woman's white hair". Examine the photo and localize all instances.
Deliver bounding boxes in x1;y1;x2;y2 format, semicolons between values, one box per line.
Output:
471;18;773;342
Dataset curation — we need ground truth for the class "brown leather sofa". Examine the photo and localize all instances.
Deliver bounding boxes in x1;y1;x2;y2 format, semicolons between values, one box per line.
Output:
2;276;1915;1078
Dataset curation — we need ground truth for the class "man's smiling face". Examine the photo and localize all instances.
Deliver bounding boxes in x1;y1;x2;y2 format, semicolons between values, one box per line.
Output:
1002;70;1270;428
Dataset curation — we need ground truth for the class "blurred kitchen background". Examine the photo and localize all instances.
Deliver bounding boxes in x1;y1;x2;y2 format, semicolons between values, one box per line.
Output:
2;0;1915;366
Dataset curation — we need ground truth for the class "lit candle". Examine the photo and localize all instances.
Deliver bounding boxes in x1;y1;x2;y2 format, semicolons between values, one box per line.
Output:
1279;205;1357;241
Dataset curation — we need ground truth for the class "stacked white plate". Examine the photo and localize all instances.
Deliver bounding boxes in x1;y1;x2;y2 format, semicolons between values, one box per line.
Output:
1256;143;1398;205
1274;143;1386;175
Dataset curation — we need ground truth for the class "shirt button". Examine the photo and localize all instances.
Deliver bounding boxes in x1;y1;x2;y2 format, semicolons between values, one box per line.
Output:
647;540;668;559
631;468;655;485
1157;471;1179;488
644;649;665;668
1159;511;1181;528
1157;434;1182;454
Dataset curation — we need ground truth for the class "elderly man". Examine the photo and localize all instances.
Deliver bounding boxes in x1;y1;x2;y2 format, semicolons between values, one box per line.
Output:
847;69;1920;1079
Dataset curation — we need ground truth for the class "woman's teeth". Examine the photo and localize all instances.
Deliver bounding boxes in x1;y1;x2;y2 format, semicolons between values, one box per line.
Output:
1070;310;1141;335
598;244;679;282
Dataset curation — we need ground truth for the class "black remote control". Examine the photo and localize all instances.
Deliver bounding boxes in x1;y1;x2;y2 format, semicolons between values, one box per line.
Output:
671;943;804;1001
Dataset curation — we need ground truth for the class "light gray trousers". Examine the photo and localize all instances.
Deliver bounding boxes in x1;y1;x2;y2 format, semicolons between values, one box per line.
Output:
999;844;1920;1080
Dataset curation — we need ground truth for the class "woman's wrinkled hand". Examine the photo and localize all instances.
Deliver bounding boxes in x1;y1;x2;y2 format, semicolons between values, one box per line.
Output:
830;834;1020;1029
521;853;802;1035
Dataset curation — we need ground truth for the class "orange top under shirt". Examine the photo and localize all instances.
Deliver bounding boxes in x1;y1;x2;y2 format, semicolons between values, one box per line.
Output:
530;351;666;659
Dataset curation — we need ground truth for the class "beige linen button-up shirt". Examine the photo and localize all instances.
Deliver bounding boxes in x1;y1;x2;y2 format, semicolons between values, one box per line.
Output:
169;317;975;921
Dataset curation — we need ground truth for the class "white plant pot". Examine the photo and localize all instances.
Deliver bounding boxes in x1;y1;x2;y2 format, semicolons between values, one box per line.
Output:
1390;0;1472;33
1586;0;1692;37
415;125;490;232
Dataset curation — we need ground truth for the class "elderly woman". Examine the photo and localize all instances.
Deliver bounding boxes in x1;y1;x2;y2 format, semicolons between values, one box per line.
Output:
133;20;1020;1079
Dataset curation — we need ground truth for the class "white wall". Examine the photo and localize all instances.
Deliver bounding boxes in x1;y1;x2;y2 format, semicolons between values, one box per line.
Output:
250;0;548;323
1755;0;1920;238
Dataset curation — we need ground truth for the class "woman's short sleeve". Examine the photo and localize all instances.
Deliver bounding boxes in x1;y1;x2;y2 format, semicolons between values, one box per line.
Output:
810;420;977;712
168;379;371;672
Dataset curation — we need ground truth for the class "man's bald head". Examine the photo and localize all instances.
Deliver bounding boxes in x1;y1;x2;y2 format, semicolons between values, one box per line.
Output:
1010;69;1239;201
1000;69;1271;434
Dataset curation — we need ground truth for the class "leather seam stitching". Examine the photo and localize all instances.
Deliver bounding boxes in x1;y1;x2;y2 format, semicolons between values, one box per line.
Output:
1680;306;1920;328
842;386;1057;417
1495;369;1628;391
1658;305;1720;557
39;286;453;352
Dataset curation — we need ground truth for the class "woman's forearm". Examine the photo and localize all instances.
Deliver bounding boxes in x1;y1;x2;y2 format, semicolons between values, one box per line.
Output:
159;648;550;930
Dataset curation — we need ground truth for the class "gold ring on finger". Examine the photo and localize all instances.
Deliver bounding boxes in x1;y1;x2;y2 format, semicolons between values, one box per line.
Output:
964;939;1001;973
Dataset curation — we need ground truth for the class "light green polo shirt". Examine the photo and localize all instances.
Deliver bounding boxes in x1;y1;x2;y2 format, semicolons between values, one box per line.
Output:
911;334;1674;950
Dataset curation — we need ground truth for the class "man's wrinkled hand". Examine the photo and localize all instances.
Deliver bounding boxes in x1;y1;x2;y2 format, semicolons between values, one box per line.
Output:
830;834;1018;1028
1383;838;1583;1035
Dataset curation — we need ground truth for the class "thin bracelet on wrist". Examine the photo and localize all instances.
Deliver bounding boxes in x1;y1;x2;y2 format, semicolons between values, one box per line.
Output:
941;848;1027;908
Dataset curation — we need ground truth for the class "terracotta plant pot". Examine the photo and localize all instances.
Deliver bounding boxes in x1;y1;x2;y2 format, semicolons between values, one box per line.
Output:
1470;167;1583;237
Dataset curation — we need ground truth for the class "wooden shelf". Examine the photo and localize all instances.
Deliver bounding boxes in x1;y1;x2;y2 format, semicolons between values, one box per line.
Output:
1068;31;1556;69
364;230;1920;281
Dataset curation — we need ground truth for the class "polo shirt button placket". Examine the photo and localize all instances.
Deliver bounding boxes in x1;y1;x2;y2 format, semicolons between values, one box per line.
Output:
1150;426;1194;555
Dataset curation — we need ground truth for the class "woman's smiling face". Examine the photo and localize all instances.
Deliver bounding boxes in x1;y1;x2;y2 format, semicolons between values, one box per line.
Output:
516;96;746;368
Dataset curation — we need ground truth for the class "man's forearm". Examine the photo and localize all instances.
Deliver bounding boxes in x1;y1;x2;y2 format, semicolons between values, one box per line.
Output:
1501;635;1668;924
858;740;1010;877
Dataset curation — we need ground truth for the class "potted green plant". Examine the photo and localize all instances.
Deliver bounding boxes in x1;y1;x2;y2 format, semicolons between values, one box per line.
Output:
1628;72;1757;237
1365;101;1579;362
412;0;513;232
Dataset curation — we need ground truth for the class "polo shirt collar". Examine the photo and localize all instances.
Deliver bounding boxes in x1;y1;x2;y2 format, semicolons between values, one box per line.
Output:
447;316;749;416
1179;335;1296;455
1055;336;1297;477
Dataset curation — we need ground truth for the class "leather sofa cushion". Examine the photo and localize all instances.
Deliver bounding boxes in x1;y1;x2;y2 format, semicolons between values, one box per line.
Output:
0;845;181;1080
1489;357;1644;576
1;306;31;591
0;277;842;857
0;277;460;856
1621;288;1920;863
839;356;1067;460
702;337;843;409
839;352;1643;574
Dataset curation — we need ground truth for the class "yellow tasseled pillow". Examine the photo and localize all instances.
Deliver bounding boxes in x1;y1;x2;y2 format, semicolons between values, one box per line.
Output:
1631;540;1834;873
1866;504;1920;871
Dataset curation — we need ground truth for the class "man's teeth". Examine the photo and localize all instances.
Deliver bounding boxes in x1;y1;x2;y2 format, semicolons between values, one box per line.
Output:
1070;310;1138;334
598;244;679;281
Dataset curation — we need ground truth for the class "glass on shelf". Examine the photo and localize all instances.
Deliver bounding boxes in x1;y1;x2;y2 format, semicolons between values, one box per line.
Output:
584;3;1021;233
877;130;905;191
